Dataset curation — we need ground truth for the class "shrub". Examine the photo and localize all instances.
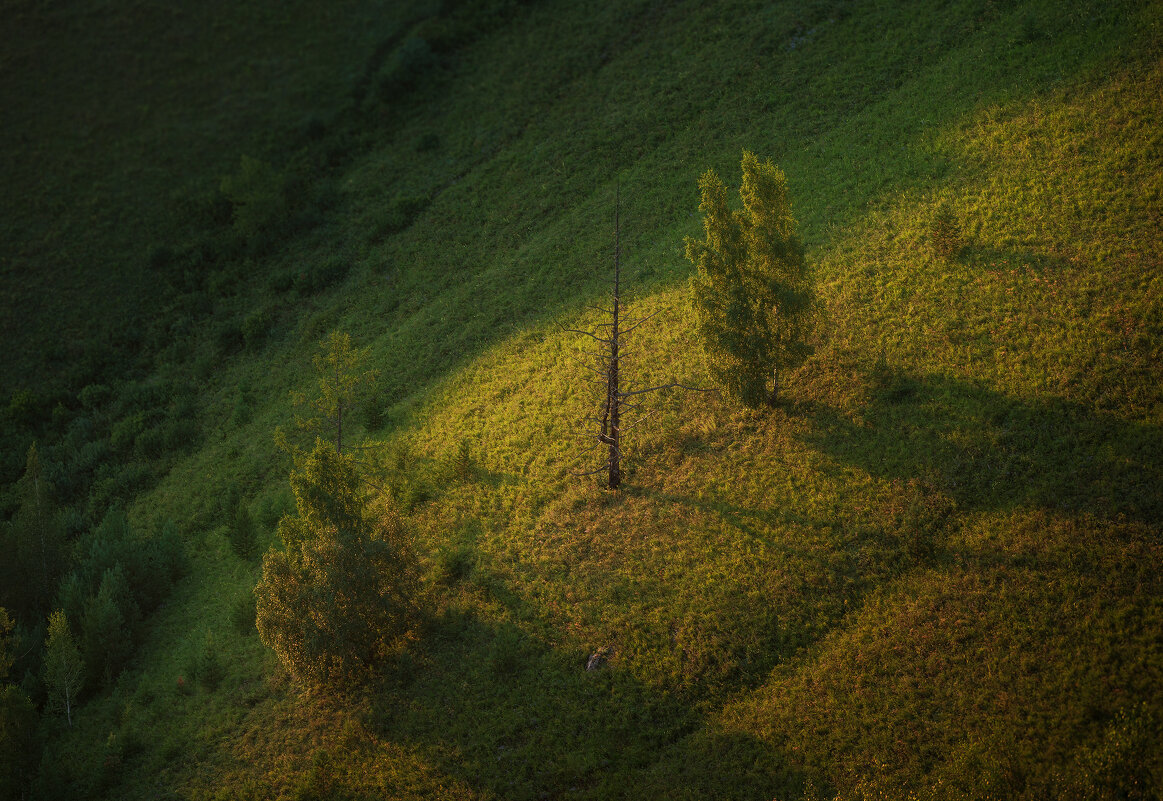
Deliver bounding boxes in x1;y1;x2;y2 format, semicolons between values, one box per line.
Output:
487;625;526;677
360;393;388;432
929;201;963;260
78;384;112;412
0;684;37;798
110;412;149;454
228;499;259;561
161;418;200;454
435;544;476;585
219;155;288;240
375;36;436;102
451;438;474;482
82;566;135;688
231;591;257;637
378;195;429;237
73;509;184;620
293;255;349;296
214;321;245;356
257;489;293;532
241;310;273;349
192;630;225;691
6;390;45;428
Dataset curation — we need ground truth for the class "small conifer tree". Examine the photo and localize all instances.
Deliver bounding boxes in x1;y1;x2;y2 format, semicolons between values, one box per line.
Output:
82;566;135;688
229;499;258;560
685;151;817;407
0;444;65;620
255;441;419;691
929;200;963;260
279;331;378;458
43;611;84;726
0;609;12;684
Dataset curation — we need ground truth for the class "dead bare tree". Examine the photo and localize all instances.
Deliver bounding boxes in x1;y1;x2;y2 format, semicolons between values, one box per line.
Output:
567;188;711;490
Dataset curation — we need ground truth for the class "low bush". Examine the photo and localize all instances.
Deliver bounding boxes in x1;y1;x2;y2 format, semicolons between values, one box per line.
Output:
294;255;349;296
219;156;288;242
929;201;963;260
241;310;274;349
374;36;436;102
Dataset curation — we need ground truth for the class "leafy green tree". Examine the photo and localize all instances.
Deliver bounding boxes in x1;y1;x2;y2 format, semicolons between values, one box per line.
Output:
43;611;84;726
255;441;419;691
280;331;378;458
685;150;817;408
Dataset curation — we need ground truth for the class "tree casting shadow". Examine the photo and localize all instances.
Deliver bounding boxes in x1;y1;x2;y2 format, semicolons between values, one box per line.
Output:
801;368;1161;528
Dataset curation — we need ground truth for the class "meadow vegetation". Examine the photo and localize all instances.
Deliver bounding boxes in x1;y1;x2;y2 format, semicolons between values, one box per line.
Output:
0;0;1160;798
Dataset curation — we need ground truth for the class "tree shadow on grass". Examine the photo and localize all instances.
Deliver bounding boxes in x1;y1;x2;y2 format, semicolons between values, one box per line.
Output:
800;368;1162;528
363;601;819;801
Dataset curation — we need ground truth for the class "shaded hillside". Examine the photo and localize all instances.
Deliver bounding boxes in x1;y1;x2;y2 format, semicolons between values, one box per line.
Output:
1;0;1160;799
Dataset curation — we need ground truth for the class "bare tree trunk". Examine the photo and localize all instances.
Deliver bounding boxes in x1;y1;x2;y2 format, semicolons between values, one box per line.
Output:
570;186;713;490
335;362;343;454
606;199;622;490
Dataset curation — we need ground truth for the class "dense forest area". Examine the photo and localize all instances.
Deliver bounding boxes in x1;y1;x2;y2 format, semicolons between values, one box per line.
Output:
1;0;1160;798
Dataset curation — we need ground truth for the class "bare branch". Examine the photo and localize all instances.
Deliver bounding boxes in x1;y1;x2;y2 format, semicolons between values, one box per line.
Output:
620;309;664;334
619;412;658;432
562;328;613;343
571;463;612;477
619;382;716;398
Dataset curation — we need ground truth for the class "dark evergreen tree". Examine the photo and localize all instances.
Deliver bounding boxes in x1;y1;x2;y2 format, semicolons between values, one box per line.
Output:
0;609;37;801
0;444;66;621
82;566;135;688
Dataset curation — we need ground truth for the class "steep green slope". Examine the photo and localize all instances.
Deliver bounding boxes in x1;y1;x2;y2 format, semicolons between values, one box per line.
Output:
5;0;1161;798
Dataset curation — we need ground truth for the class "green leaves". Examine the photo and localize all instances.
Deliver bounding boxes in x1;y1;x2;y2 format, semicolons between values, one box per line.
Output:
43;611;84;726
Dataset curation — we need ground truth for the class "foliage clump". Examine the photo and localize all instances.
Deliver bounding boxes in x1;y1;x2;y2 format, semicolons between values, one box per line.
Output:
0;444;66;622
255;441;419;692
685;151;817;408
929;200;963;261
228;496;259;561
219;155;288;242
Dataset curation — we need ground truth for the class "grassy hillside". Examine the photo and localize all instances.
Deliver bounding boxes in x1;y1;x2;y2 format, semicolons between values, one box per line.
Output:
2;0;1161;798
